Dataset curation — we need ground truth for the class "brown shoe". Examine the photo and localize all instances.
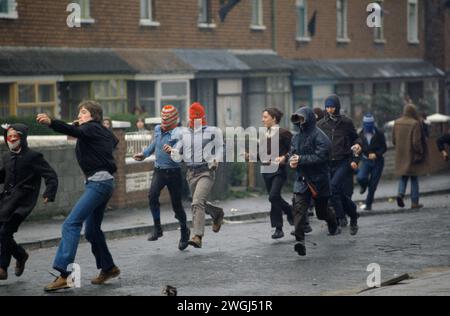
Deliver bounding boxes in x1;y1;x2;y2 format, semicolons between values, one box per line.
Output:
91;266;121;285
44;276;70;292
207;202;224;233
0;268;7;280
188;235;202;248
411;203;423;209
15;252;29;277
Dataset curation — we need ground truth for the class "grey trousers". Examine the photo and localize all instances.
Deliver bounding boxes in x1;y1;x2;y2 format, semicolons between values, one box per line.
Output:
186;170;220;237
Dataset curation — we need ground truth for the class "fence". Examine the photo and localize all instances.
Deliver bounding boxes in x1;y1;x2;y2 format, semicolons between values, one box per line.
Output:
124;131;153;157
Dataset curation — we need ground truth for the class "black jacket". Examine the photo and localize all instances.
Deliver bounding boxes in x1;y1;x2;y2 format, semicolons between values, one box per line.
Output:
358;127;387;159
0;124;58;222
49;120;118;178
289;107;332;197
437;133;450;152
317;114;361;161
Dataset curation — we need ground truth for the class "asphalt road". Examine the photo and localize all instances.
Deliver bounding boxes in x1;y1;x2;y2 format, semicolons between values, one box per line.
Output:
1;194;449;296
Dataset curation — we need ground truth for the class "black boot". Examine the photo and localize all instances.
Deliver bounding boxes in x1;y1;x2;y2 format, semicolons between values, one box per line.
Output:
148;219;163;241
397;194;405;208
178;225;190;251
294;242;306;256
271;228;284;239
326;207;341;236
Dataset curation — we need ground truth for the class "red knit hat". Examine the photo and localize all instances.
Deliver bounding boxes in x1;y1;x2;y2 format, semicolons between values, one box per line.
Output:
161;105;179;131
189;102;207;129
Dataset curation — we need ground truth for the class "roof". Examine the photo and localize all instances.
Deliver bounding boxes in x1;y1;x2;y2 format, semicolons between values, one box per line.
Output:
114;49;193;75
291;59;445;83
173;49;250;72
233;52;293;72
0;47;135;76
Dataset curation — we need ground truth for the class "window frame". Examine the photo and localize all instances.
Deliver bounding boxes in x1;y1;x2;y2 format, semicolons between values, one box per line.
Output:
15;82;57;117
198;0;216;29
296;0;310;42
0;0;18;19
407;0;419;44
336;0;350;43
91;79;128;116
73;0;95;24
250;0;266;30
157;80;190;123
140;0;160;27
373;0;386;43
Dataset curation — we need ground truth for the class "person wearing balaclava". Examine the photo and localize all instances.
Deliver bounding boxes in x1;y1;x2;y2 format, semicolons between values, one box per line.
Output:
0;123;58;281
355;114;387;211
317;94;362;236
163;102;225;249
133;105;190;251
287;106;339;256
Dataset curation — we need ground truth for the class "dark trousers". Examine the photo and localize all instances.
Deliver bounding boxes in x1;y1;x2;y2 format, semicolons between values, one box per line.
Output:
357;158;384;208
149;168;187;229
263;171;293;229
292;193;332;242
330;159;358;221
0;214;27;270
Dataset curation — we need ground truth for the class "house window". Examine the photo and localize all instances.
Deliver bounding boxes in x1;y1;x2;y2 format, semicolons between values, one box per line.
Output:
140;0;160;26
373;82;391;95
293;85;312;109
296;0;310;41
158;81;189;124
16;83;57;117
407;0;419;43
0;84;10;117
266;76;292;126
72;0;94;23
336;0;349;42
92;80;127;116
198;0;215;28
247;78;266;127
251;0;265;30
0;0;18;19
374;1;385;43
136;81;156;117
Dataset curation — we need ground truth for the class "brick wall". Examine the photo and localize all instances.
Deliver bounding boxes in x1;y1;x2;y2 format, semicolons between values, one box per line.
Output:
276;0;425;60
0;0;426;61
0;0;272;50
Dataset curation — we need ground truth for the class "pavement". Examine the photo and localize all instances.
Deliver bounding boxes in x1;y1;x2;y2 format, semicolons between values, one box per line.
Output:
1;193;449;296
15;170;450;251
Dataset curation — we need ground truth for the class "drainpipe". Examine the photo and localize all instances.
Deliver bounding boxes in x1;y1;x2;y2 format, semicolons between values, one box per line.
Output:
271;0;277;52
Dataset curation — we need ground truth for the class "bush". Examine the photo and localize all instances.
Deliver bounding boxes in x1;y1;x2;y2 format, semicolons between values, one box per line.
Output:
0;116;59;135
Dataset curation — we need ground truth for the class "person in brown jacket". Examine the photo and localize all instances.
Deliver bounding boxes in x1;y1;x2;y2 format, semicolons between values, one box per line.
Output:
392;104;428;209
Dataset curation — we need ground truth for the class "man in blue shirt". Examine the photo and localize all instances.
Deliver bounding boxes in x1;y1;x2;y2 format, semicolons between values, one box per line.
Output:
133;105;190;251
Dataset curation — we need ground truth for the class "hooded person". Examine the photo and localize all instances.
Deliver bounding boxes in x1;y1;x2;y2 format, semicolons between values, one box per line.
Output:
317;94;361;235
356;114;387;211
287;107;339;256
133;105;190;251
393;104;428;209
0;123;58;281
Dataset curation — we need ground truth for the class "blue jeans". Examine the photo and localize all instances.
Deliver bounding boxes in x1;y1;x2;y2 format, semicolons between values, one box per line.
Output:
398;176;420;204
53;180;115;275
357;158;384;208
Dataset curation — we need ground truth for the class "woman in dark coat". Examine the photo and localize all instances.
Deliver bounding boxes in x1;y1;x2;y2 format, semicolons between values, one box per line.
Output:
0;123;58;280
258;108;295;239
